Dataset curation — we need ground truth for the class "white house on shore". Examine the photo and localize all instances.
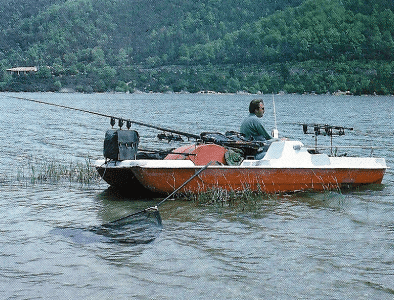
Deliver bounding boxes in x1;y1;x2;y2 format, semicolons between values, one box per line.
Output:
6;66;38;75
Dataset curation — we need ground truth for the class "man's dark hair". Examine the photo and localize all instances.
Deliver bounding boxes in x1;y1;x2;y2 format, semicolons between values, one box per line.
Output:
249;99;264;113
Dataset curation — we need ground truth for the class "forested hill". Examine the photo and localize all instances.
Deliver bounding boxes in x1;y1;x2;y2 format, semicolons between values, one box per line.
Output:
0;0;303;61
1;0;394;95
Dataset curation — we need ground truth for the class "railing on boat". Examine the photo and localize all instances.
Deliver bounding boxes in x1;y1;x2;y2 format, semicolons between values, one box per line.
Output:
303;145;384;157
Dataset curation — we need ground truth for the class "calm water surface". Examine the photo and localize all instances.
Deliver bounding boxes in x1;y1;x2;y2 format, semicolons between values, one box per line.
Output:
1;92;393;299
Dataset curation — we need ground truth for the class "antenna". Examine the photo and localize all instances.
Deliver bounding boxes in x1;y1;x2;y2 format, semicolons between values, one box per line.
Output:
271;94;279;138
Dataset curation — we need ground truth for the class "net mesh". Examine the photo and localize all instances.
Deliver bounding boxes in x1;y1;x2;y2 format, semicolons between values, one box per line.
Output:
52;210;162;245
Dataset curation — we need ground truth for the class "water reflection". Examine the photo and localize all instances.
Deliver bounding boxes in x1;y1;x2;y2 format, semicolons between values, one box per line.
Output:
95;186;162;223
97;185;161;200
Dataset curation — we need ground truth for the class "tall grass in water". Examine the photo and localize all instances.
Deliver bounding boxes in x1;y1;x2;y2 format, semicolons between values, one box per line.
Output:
18;158;100;185
185;184;346;211
184;185;272;209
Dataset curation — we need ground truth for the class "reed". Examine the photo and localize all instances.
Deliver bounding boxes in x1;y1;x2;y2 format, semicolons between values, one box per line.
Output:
17;158;100;185
184;186;266;208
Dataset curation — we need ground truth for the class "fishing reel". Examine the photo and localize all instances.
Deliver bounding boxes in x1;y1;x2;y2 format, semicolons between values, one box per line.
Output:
157;132;184;142
302;123;353;137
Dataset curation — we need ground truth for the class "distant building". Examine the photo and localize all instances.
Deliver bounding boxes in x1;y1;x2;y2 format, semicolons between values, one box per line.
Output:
6;66;38;75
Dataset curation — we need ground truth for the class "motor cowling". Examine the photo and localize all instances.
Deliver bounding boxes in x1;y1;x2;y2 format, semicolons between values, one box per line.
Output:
103;130;139;160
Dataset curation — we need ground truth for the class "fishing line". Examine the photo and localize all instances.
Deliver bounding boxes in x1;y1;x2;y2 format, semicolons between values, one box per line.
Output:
8;95;200;139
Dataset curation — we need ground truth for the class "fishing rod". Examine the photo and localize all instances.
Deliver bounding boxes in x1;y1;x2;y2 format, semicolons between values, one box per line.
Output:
301;123;354;136
299;123;354;155
8;95;200;140
271;94;279;138
10;95;265;157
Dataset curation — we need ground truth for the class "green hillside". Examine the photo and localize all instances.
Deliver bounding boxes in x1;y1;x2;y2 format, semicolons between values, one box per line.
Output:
1;0;394;94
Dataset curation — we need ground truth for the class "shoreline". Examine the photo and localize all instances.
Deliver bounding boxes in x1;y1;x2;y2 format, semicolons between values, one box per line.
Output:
2;89;392;97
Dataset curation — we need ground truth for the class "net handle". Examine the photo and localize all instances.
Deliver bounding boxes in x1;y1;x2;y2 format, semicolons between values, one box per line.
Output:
108;161;213;224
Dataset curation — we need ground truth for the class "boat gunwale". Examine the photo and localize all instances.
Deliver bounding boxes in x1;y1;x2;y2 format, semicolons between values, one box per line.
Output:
95;160;387;171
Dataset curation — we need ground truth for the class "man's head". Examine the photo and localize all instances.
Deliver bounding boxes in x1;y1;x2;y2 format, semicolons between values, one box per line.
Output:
249;99;265;118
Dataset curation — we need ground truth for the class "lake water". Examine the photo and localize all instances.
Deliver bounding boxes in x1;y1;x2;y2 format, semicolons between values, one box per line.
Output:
1;92;393;299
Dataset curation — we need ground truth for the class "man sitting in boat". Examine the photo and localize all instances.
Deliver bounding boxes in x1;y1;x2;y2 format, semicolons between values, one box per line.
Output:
240;99;272;159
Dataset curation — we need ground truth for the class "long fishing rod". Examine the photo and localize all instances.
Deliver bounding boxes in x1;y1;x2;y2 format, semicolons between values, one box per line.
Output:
8;95;200;140
271;94;279;138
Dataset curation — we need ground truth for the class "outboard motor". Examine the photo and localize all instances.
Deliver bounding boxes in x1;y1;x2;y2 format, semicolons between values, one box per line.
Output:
103;129;139;161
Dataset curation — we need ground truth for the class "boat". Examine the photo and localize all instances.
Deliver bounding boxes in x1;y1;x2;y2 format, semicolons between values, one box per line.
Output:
94;125;387;195
12;95;385;195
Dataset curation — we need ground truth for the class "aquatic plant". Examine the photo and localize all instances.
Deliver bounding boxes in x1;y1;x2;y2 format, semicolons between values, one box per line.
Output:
16;158;100;185
184;186;268;208
183;183;347;211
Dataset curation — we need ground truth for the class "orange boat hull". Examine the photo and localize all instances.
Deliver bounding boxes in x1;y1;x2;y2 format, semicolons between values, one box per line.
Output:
131;166;386;194
95;140;387;195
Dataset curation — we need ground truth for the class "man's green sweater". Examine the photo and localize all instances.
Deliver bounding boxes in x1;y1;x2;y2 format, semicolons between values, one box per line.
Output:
240;113;272;141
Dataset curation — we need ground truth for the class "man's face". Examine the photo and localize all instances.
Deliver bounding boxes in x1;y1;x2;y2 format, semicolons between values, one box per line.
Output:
255;103;265;118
